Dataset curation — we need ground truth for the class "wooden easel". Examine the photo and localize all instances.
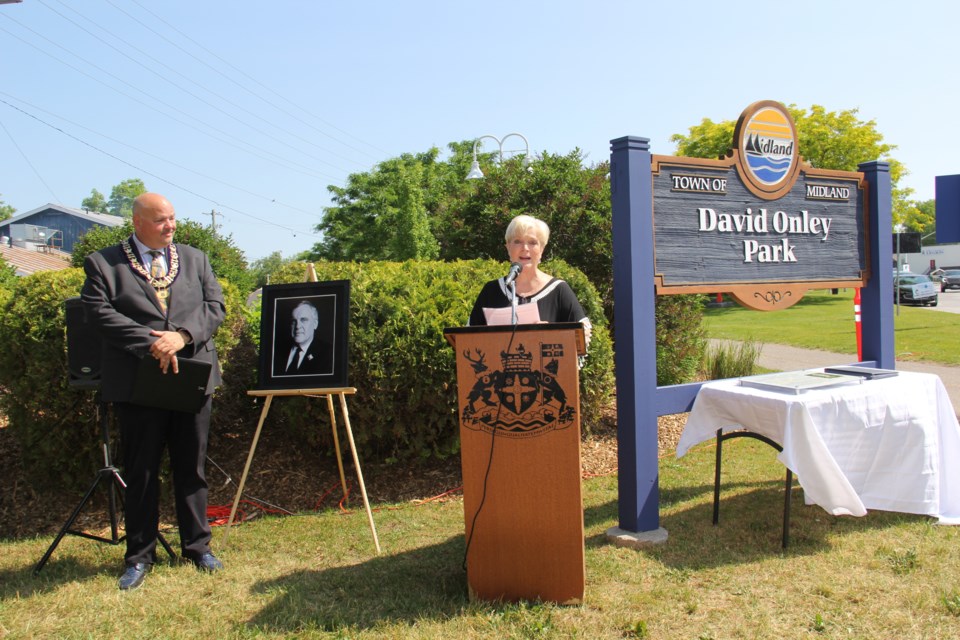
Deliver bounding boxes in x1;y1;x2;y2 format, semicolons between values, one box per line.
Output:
223;387;380;553
224;264;381;554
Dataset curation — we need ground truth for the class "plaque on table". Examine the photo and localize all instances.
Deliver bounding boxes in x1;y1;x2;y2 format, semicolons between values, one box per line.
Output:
739;370;861;394
823;366;899;380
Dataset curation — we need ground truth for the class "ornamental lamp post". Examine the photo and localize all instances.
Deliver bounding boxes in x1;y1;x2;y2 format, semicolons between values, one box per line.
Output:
465;132;532;180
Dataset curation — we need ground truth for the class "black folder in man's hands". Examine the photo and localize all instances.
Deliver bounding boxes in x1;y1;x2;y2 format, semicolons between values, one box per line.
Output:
130;356;212;413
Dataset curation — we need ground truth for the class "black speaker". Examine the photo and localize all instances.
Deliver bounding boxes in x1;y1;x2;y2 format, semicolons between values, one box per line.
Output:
65;297;101;389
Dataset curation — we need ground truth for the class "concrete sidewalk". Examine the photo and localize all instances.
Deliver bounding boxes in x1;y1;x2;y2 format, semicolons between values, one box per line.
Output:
710;339;960;416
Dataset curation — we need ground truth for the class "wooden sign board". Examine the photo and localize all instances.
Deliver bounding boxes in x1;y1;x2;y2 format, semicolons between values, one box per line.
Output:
652;100;867;310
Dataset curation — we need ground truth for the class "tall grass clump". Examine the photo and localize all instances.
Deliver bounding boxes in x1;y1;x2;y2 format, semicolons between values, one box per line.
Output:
704;339;763;380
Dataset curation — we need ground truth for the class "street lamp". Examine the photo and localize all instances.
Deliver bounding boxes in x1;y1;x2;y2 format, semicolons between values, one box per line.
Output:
465;132;532;180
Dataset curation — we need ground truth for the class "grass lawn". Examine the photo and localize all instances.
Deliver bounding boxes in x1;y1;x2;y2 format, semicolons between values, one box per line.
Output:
703;289;960;366
3;438;960;639
4;289;958;638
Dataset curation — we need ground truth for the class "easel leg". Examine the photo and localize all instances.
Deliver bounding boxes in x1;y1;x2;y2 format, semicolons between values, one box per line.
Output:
338;392;381;554
224;395;273;543
326;394;349;500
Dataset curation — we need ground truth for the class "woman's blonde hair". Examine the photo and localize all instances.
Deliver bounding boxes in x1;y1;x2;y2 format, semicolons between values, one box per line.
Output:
504;215;550;246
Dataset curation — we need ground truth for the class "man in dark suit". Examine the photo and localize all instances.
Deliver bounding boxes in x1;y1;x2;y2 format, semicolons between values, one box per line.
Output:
81;192;226;591
274;299;332;376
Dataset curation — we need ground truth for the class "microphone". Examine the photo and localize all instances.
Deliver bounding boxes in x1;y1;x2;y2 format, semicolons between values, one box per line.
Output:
504;262;522;286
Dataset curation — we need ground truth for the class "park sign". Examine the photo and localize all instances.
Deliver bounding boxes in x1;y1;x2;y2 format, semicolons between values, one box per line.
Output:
653;100;867;310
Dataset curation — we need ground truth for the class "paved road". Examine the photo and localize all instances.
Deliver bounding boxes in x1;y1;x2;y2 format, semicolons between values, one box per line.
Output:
923;288;960;314
710;339;960;416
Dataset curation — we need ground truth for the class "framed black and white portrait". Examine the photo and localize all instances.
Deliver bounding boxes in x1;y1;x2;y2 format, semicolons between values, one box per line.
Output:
257;280;350;390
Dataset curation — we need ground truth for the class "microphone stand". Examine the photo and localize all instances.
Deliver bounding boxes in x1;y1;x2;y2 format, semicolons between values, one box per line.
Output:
509;280;518;325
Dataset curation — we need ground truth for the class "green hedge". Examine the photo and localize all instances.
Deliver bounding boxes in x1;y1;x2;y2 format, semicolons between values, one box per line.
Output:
0;260;614;489
0;269;247;492
258;258;615;462
0;269;97;491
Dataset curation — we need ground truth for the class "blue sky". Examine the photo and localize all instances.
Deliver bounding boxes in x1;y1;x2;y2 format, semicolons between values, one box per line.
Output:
1;0;957;260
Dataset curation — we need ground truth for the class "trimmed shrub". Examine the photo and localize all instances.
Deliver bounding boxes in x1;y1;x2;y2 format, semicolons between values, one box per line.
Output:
0;269;101;491
0;269;246;492
0;259;614;488
256;258;615;462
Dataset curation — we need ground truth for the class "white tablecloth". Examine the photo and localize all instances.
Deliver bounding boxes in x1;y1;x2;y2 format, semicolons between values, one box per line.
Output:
677;371;960;524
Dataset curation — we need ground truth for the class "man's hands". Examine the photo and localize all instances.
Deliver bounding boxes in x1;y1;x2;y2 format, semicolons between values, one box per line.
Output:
149;329;187;373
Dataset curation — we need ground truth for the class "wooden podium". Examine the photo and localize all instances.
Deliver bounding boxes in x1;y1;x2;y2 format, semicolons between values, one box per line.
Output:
444;323;586;604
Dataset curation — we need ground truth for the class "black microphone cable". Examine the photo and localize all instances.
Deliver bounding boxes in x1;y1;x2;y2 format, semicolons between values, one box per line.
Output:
461;320;520;572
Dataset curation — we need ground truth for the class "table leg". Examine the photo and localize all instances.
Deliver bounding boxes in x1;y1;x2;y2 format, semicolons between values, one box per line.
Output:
712;430;793;548
782;469;793;549
713;429;723;526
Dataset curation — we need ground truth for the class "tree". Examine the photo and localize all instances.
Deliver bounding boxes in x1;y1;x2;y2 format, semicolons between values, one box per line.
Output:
907;198;937;244
671;104;911;228
390;161;439;260
311;147;468;261
81;189;108;214
107;178;147;218
0;195;15;222
309;140;703;385
309;142;613;305
440;149;612;304
249;250;287;289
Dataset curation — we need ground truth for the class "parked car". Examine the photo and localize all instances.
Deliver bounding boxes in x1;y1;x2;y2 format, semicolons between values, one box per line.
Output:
941;269;960;292
895;273;939;306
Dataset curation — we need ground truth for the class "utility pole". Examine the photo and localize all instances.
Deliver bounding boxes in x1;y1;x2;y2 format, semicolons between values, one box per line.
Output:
207;209;219;237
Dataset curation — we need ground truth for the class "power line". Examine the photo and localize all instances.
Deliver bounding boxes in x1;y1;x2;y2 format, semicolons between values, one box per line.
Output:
115;0;390;159
0;116;61;205
0;92;324;220
38;0;371;171
0;17;351;182
0;97;322;240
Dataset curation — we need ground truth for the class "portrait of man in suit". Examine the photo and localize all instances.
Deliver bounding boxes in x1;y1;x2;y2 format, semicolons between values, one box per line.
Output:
272;297;334;378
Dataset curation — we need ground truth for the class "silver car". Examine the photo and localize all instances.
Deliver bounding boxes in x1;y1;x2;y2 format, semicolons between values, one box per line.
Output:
941;269;960;292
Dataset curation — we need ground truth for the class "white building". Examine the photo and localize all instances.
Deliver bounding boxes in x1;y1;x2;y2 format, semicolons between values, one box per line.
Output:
899;243;960;273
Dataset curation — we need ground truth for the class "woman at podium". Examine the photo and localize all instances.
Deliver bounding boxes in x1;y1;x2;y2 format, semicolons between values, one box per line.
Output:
468;215;592;344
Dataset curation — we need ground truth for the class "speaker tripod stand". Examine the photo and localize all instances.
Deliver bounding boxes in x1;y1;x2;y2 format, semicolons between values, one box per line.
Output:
34;395;175;574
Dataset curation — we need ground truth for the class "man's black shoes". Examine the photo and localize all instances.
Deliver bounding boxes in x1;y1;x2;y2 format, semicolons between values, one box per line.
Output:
118;562;150;591
193;552;223;573
118;553;221;589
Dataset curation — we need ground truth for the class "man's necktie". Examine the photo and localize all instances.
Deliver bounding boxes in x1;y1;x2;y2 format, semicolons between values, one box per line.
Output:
148;250;166;278
148;250;168;311
287;346;302;373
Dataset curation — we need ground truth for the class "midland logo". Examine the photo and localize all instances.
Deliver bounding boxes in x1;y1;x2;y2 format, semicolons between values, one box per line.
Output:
734;100;802;200
461;343;575;438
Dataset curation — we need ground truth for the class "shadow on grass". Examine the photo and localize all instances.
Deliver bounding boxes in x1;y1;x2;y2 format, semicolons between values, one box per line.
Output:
0;538;185;601
583;479;932;568
247;536;470;634
0;556;117;600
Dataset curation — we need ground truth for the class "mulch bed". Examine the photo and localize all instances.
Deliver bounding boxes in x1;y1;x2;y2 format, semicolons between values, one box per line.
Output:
0;407;686;541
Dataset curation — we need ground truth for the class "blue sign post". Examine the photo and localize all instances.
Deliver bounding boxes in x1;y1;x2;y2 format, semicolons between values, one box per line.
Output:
607;108;895;543
935;174;960;244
